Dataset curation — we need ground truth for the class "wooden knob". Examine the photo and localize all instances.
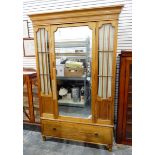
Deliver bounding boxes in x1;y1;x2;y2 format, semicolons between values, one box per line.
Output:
53;128;56;131
94;133;99;136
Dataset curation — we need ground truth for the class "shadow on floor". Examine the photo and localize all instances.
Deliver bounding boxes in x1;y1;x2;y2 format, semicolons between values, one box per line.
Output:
23;130;132;155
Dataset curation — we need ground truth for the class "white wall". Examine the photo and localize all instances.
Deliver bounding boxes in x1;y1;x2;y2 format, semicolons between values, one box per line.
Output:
23;0;132;123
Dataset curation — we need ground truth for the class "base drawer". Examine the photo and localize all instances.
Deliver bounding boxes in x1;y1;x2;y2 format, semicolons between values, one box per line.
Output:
42;119;113;145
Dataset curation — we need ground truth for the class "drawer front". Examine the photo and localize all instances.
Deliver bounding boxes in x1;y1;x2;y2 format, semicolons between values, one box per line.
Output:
42;119;113;145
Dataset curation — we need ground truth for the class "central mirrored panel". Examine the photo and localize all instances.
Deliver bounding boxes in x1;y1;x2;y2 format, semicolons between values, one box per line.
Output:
54;26;92;118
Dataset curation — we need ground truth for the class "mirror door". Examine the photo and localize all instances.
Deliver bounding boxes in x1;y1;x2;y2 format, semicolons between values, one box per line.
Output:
51;23;95;119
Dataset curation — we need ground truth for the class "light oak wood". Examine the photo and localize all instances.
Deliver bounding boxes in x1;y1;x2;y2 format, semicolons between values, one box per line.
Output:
29;5;123;150
42;119;113;145
50;26;59;119
111;20;118;123
29;5;122;25
96;20;118;121
33;31;41;99
42;135;46;141
40;96;53;114
41;113;113;127
91;22;97;123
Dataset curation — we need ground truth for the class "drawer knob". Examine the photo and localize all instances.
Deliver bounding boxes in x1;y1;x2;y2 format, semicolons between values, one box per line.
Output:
94;133;99;136
53;128;56;131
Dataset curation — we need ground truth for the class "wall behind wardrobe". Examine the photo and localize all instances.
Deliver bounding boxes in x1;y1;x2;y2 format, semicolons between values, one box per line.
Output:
23;0;132;124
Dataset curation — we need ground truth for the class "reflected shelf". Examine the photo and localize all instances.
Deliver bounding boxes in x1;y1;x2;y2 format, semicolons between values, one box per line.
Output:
58;99;85;107
57;75;87;81
55;52;87;56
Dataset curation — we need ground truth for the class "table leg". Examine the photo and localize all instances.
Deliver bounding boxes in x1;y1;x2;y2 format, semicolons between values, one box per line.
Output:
27;76;35;123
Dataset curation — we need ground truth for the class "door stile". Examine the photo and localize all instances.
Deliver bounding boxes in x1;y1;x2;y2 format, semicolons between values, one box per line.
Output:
50;25;59;118
91;22;98;123
33;26;42;115
111;20;118;123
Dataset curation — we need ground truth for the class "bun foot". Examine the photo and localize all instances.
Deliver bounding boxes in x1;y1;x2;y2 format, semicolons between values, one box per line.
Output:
42;135;46;141
106;144;112;151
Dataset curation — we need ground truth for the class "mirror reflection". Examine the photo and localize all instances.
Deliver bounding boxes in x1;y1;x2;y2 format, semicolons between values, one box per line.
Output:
54;26;92;118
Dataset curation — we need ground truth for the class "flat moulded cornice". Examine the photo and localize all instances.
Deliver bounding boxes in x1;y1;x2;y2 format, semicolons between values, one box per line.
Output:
28;5;123;22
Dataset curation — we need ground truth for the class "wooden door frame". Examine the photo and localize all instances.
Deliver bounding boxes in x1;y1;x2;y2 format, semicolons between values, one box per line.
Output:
50;22;96;122
34;26;54;115
95;20;118;123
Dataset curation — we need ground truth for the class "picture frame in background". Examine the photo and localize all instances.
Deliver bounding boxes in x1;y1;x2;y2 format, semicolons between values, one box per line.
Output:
23;38;35;57
23;20;29;38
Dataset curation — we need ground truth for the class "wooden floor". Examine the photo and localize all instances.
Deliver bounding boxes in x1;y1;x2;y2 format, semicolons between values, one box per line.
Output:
23;130;132;155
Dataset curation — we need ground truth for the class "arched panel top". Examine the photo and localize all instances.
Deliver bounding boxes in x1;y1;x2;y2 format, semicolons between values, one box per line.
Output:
51;22;96;33
29;5;123;26
98;21;117;29
34;25;49;32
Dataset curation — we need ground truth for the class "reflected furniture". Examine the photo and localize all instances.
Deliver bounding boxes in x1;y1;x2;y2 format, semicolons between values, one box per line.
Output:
23;68;40;124
116;51;132;145
55;39;90;108
29;5;123;150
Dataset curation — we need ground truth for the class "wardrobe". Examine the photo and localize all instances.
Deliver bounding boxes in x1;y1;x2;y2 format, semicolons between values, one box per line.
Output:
116;51;132;145
29;5;123;150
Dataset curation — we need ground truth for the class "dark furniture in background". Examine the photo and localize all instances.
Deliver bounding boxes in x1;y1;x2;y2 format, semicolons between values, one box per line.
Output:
116;51;132;145
23;68;40;126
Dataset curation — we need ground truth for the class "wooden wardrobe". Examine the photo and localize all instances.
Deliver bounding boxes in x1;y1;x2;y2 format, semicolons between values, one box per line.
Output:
29;5;123;150
116;51;132;145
